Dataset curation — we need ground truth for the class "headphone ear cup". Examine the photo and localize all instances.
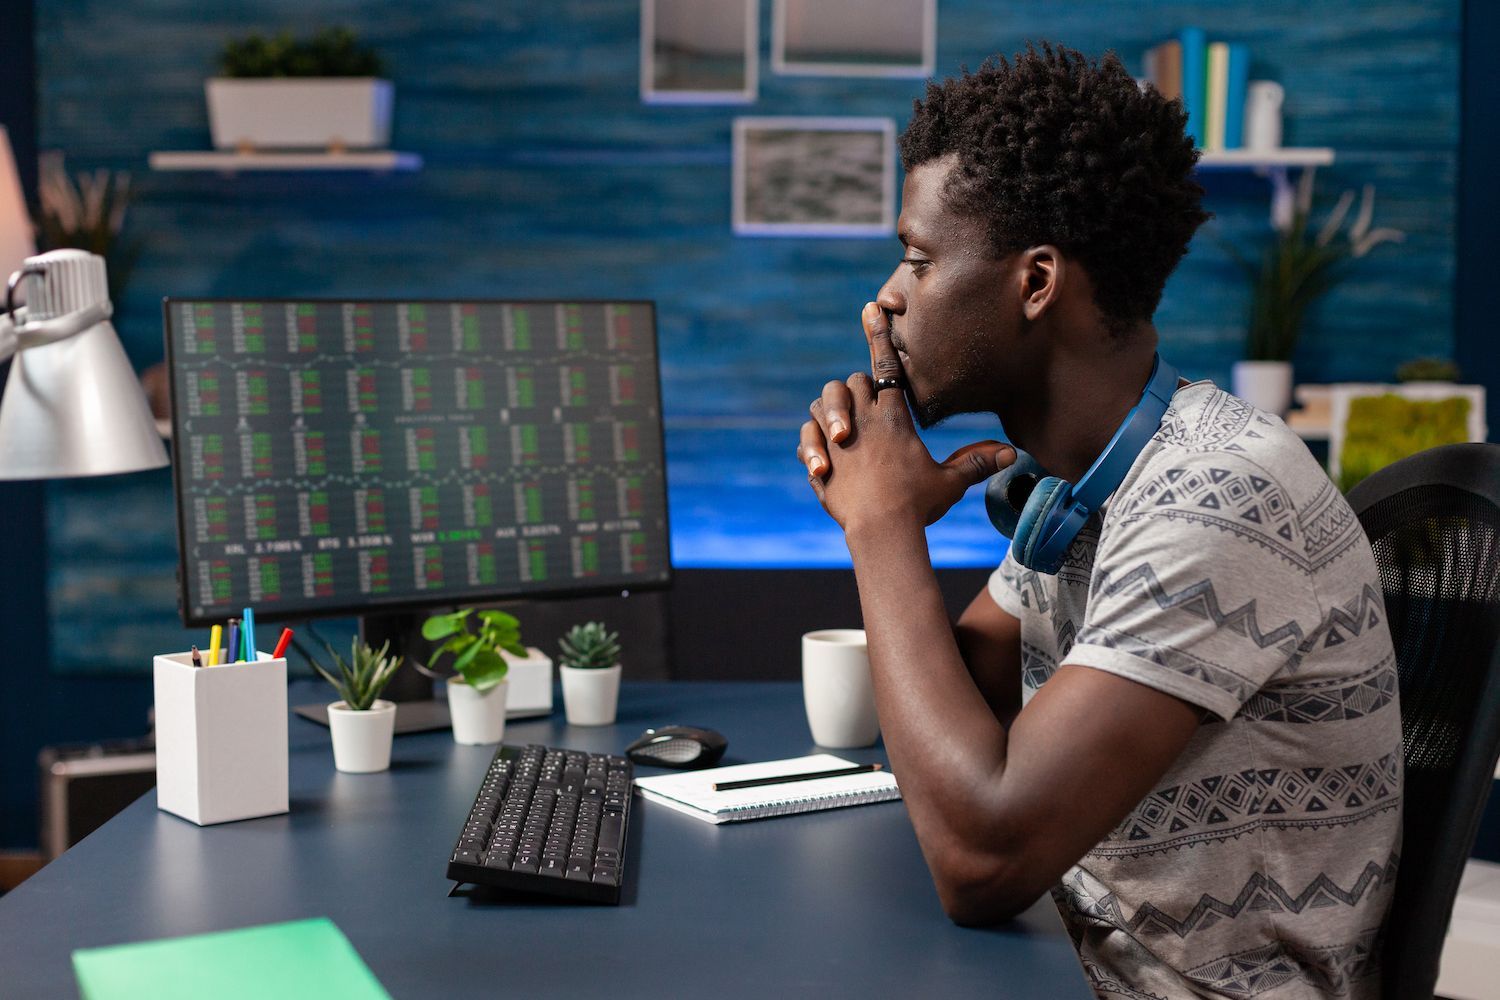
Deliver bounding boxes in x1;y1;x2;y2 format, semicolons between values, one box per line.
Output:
984;450;1049;539
1014;476;1068;570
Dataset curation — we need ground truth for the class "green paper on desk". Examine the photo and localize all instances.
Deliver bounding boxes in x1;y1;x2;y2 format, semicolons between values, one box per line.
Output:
72;917;391;1000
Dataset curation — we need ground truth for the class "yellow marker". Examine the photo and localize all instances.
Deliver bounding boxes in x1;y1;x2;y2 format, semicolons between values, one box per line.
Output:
208;624;223;666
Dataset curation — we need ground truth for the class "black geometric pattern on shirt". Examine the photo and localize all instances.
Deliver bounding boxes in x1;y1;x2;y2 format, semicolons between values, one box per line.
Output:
1238;652;1398;723
1122;853;1399;939
1086;800;1401;859
1298;480;1366;565
1092;563;1309;669
1020;640;1058;690
1157;389;1257;452
998;557;1050;614
1292;584;1387;661
1185;929;1382;998
1073;625;1261;705
1115;464;1306;568
1099;752;1401;848
1056;518;1099;587
1080;960;1171;1000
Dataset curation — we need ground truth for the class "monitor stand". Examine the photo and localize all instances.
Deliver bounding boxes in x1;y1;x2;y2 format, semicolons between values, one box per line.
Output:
291;609;552;734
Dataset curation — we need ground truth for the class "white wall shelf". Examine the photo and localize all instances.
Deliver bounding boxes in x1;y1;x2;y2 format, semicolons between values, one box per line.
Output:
1194;147;1336;226
148;150;423;173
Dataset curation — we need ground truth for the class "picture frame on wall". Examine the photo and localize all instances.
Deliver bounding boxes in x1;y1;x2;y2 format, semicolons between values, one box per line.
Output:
772;0;935;78
641;0;758;104
733;117;897;237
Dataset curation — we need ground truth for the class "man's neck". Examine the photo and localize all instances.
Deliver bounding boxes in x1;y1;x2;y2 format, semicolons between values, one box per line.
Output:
999;339;1161;484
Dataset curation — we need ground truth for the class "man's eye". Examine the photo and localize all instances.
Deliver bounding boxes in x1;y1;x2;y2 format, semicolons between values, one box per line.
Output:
902;257;931;274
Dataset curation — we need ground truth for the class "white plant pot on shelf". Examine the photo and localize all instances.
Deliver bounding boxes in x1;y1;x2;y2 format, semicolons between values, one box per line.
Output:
205;78;393;150
1232;360;1294;416
560;665;622;726
447;677;509;745
327;700;396;773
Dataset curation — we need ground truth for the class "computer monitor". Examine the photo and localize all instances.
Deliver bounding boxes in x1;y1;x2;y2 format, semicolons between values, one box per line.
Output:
163;298;672;706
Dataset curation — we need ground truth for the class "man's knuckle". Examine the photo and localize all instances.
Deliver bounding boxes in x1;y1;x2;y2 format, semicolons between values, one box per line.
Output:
875;357;904;379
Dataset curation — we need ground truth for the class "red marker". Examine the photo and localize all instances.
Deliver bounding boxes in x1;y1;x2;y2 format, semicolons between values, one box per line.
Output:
271;628;294;660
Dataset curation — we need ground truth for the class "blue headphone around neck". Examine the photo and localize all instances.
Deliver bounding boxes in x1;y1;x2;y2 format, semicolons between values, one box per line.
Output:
984;354;1180;574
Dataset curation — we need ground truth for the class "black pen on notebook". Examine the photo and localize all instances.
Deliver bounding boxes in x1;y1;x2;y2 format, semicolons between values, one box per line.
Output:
713;763;883;792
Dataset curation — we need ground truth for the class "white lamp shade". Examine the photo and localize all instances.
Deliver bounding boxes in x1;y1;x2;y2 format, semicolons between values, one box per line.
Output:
0;250;168;479
0;126;35;283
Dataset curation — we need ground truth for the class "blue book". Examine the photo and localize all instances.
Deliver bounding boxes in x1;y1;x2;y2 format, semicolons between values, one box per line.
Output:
1224;42;1251;149
1179;27;1207;149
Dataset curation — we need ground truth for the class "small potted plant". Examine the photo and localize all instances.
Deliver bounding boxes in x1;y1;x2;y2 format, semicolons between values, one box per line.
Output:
1224;168;1404;415
206;27;392;151
309;638;403;773
422;609;526;745
557;622;623;726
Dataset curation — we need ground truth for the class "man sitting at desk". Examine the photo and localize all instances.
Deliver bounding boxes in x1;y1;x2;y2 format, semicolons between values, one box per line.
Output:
796;43;1401;999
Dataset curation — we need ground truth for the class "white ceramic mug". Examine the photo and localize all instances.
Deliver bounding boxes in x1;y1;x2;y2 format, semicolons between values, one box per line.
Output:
802;629;880;748
1245;80;1284;152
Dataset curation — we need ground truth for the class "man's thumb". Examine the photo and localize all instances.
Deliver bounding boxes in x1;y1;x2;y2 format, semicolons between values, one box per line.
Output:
940;441;1016;487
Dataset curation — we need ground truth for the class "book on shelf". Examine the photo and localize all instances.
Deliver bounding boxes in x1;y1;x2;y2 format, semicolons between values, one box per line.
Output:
1143;30;1252;152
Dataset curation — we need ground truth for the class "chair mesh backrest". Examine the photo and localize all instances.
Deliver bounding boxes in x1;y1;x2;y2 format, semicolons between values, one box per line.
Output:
1350;446;1500;999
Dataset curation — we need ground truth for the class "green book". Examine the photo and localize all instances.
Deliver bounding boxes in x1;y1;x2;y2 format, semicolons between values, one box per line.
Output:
72;917;391;1000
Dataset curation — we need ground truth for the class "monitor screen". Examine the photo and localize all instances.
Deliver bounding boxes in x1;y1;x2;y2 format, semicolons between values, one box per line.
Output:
164;299;671;627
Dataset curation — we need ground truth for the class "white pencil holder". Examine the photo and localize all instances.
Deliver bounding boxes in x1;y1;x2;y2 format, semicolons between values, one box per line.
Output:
153;650;289;826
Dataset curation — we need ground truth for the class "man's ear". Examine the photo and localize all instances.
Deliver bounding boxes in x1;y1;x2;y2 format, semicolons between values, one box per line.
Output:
1018;245;1062;321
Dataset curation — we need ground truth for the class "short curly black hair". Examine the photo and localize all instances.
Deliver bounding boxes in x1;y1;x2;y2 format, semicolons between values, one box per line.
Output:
900;42;1211;337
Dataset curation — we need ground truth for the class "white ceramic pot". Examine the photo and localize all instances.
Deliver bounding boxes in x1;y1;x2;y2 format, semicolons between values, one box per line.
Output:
560;665;622;726
1232;360;1294;416
447;677;509;745
500;646;554;716
205;78;394;151
327;700;396;773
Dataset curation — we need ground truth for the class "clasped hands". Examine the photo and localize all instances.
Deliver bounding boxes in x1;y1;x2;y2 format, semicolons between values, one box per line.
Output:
797;303;1014;536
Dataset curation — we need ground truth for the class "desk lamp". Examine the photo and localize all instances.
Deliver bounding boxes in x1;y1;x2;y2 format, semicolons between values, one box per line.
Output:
0;248;167;479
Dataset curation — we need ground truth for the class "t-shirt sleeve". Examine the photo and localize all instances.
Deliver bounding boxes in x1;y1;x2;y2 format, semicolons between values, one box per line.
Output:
1066;458;1323;721
988;543;1032;619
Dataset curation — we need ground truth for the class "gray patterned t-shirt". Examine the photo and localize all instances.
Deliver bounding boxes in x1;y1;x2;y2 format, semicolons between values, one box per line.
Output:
989;381;1401;1000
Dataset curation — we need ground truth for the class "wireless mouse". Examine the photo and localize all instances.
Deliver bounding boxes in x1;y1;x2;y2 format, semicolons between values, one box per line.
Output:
625;725;727;769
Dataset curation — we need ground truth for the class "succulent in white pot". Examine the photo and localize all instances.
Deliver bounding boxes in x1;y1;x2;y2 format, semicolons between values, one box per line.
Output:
558;622;623;727
309;638;403;773
207;28;393;151
423;609;526;745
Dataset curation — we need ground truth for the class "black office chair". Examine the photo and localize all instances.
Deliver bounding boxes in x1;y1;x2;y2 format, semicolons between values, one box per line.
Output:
1345;442;1500;999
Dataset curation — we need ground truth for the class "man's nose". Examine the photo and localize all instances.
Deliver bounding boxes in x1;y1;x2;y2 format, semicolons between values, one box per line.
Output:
876;273;905;315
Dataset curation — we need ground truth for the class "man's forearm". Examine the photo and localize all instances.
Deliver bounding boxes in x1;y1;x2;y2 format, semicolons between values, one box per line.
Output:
845;521;1012;870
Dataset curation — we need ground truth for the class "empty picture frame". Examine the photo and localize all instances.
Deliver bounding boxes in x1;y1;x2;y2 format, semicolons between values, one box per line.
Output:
772;0;935;78
641;0;758;104
733;117;896;237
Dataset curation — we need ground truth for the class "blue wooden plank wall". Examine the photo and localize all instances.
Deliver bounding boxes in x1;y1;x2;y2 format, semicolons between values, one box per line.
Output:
35;0;1457;672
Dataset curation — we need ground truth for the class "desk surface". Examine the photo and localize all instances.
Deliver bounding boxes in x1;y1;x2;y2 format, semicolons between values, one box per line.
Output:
0;682;1091;998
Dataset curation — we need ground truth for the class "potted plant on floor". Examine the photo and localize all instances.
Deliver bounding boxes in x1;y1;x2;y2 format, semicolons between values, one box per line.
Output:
207;27;392;152
558;622;623;726
1225;168;1404;416
423;609;526;745
310;638;404;773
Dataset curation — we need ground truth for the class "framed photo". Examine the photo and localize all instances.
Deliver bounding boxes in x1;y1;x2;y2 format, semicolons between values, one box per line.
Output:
772;0;935;78
1327;382;1488;491
733;117;896;237
641;0;758;105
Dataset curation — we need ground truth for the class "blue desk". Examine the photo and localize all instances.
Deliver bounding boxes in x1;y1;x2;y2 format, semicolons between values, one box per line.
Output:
0;682;1090;998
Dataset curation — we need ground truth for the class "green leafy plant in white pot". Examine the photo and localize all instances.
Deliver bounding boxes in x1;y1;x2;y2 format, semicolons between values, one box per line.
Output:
310;639;403;773
1225;167;1404;415
422;609;525;745
558;622;623;726
208;27;392;152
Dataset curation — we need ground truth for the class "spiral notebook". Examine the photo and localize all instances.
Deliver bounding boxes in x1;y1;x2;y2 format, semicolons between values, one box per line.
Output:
633;754;901;824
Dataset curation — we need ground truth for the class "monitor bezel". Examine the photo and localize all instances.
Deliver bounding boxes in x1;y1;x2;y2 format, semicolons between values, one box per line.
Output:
163;296;674;628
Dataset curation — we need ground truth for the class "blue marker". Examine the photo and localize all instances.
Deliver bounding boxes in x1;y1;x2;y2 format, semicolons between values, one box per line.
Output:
225;619;240;665
242;607;256;662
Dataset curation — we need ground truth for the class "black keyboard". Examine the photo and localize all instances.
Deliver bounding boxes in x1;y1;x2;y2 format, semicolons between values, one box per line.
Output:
446;743;634;904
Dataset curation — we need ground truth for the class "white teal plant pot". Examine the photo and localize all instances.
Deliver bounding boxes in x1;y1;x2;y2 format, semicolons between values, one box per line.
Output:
1232;360;1294;416
327;700;396;773
205;78;394;150
447;677;509;745
560;664;622;726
